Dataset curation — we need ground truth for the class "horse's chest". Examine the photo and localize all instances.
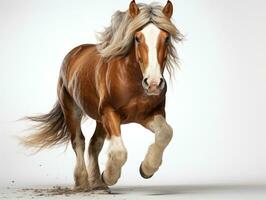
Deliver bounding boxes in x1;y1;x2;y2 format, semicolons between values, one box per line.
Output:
118;95;164;123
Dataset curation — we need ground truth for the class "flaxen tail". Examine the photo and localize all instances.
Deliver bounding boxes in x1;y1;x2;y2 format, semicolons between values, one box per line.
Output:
21;101;70;150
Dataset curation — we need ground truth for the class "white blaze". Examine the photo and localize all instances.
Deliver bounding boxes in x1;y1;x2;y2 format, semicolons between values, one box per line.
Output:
141;23;162;85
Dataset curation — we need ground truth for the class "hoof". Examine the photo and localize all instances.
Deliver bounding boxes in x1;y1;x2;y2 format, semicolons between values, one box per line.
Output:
92;184;111;193
101;171;106;184
73;185;91;192
101;171;118;186
92;185;111;194
139;162;154;179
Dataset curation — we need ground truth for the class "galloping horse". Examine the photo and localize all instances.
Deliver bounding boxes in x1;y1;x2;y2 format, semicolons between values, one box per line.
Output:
23;0;183;191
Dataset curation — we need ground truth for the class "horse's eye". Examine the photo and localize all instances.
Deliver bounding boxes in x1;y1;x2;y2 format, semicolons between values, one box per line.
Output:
135;36;140;44
165;36;170;44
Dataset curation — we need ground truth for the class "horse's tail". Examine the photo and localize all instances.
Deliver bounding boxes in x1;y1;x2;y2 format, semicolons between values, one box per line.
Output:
21;101;70;151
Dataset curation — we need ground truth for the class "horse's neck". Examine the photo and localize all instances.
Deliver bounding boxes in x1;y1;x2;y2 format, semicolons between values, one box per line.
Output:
96;48;143;111
104;48;144;92
121;48;143;81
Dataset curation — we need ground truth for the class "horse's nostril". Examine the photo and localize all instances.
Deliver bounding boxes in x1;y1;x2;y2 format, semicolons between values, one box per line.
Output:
159;78;164;88
143;78;149;87
142;78;150;90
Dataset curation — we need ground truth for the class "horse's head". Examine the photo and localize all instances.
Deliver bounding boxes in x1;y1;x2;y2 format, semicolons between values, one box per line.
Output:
129;0;173;96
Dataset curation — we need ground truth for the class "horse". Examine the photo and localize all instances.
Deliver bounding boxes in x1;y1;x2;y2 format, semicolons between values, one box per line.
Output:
22;0;183;192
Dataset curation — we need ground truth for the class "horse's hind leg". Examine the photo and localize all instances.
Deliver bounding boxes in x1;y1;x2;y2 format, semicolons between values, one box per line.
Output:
59;87;89;190
87;122;109;191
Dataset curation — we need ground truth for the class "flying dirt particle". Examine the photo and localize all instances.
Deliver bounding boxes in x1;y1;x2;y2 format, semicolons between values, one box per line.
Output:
21;186;95;197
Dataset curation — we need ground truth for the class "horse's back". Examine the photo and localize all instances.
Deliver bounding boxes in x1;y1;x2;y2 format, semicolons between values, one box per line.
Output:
60;44;97;85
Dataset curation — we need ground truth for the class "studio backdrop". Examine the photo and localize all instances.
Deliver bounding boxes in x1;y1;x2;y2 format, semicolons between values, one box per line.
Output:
0;0;266;187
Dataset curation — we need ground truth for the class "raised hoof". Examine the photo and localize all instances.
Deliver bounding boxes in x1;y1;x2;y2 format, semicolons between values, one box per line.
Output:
139;162;154;179
101;171;118;186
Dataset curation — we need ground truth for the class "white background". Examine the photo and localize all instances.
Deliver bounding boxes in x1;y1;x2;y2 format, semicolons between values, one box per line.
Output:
0;0;266;188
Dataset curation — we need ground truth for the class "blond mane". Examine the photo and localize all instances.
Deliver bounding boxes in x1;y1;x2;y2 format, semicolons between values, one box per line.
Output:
96;2;183;74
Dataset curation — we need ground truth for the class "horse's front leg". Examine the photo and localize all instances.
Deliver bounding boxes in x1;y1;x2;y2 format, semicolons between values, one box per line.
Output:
101;107;127;186
140;115;173;178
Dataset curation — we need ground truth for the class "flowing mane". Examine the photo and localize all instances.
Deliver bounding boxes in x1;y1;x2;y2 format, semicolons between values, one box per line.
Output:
96;2;183;73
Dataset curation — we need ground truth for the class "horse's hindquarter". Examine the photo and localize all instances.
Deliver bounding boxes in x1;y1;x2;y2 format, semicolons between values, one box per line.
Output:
60;44;101;119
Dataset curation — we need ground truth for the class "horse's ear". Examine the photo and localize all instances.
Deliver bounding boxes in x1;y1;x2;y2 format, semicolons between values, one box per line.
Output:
163;0;173;19
129;0;140;18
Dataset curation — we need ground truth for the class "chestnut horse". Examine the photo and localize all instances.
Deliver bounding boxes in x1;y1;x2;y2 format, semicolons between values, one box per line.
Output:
23;0;183;191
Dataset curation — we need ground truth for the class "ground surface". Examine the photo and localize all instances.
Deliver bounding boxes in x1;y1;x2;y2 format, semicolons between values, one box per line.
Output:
1;184;266;200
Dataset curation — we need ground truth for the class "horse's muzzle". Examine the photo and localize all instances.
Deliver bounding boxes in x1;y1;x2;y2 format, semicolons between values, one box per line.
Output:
142;77;165;96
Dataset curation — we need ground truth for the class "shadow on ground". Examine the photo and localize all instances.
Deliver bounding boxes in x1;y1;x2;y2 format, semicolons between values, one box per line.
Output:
112;184;266;196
